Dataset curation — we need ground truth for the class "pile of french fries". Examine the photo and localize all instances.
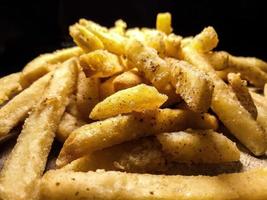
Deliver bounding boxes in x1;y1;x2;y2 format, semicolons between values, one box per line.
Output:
1;12;267;200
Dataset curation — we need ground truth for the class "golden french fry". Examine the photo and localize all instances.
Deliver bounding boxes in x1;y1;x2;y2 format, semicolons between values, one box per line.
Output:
0;73;51;139
167;58;214;113
69;24;104;52
76;70;100;119
57;109;219;166
62;137;166;173
0;72;22;105
0;59;78;200
190;26;219;53
90;84;168;120
40;168;267;200
227;73;257;119
181;40;267;155
164;33;182;58
20;47;83;87
80;50;124;78
56;112;86;142
157;129;240;163
156;12;172;35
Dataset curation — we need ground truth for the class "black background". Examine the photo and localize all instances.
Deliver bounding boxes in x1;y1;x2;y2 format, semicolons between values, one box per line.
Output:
0;0;266;77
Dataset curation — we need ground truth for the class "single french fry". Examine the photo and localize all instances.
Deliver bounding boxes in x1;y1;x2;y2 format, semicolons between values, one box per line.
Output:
181;39;267;155
157;129;240;164
56;112;86;142
0;72;22;105
57;109;219;166
20;47;83;87
190;26;219;53
156;12;172;35
80;50;124;78
0;73;51;139
164;33;182;58
76;70;100;119
113;70;144;91
227;73;257;119
0;59;78;200
69;24;104;52
89;84;168;120
167;58;214;113
62;137;166;173
40;168;267;200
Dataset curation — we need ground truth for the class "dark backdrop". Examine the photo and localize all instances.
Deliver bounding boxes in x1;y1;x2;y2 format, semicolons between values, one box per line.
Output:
0;0;266;76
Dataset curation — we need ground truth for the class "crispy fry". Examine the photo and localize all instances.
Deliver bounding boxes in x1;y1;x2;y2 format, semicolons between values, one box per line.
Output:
40;168;267;200
89;84;168;120
57;109;217;166
0;72;22;105
56;112;86;142
164;33;182;58
80;50;124;78
227;73;257;119
0;59;78;200
157;129;240;163
167;58;214;112
0;73;51;139
181;41;267;155
76;70;100;119
62;137;166;173
20;47;83;87
156;12;172;35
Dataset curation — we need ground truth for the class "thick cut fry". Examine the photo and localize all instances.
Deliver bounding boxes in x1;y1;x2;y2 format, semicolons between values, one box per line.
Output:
40;168;267;200
62;137;166;173
80;50;124;78
167;58;214;112
157;129;240;163
0;73;51;139
227;73;257;119
113;70;144;91
0;72;22;105
69;24;104;52
57;109;217;166
20;47;83;87
89;84;168;120
156;12;172;35
190;26;219;53
182;43;267;155
76;70;100;119
79;19;126;55
0;59;77;200
56;112;86;142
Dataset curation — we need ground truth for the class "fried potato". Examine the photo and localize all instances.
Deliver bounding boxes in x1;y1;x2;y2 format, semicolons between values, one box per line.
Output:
167;58;214;113
20;47;83;87
190;26;219;53
228;73;257;119
76;70;100;119
57;109;217;166
56;112;86;142
0;72;22;105
0;73;51;139
156;12;172;35
89;84;168;120
40;168;267;200
0;59;78;200
157;129;240;164
205;51;229;71
62;137;166;173
181;42;267;155
164;33;182;58
80;50;124;78
109;19;127;35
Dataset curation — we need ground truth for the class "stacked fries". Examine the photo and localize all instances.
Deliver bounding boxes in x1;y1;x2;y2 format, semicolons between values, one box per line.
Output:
0;12;267;200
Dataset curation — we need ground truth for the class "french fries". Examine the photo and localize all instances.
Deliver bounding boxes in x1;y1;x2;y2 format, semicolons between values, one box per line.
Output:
157;129;240;163
0;73;51;139
0;72;22;105
57;109;218;166
0;59;77;200
156;12;172;35
227;73;258;119
40;168;267;200
90;84;168;120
